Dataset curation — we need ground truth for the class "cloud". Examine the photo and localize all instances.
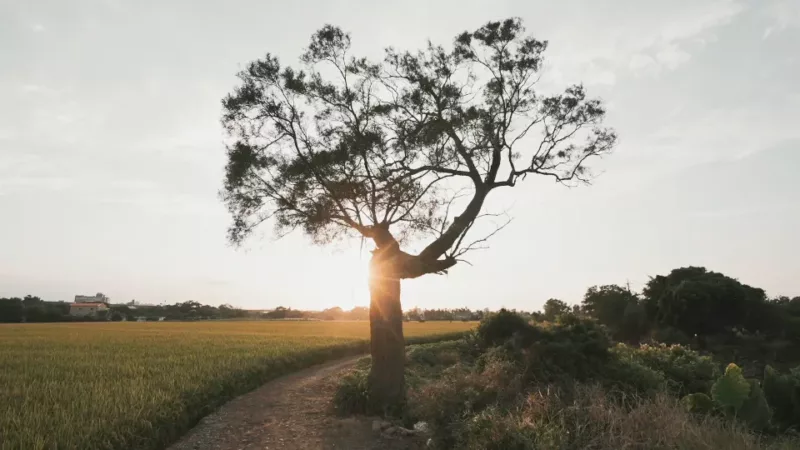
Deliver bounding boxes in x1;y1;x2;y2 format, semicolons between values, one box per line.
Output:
688;205;793;219
645;108;800;167
31;24;45;33
655;44;692;70
548;0;746;83
629;54;657;72
20;84;61;95
0;176;75;193
763;0;800;31
110;179;160;191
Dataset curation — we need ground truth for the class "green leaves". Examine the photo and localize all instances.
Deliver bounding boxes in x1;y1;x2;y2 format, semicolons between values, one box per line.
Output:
679;363;771;431
705;363;771;431
681;393;714;414
763;365;800;430
221;18;615;249
739;380;771;431
712;363;751;411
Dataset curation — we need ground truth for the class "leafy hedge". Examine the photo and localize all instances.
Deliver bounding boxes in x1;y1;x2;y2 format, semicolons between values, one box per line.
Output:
337;310;800;449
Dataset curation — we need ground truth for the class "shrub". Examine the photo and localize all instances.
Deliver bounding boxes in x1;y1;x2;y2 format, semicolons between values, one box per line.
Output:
332;369;371;415
459;405;538;450
650;326;692;346
477;309;532;347
612;343;719;396
699;363;772;431
601;357;666;395
682;392;714;414
456;384;798;450
712;363;751;412
739;380;772;431
406;340;466;367
763;365;800;430
409;353;522;448
521;315;612;382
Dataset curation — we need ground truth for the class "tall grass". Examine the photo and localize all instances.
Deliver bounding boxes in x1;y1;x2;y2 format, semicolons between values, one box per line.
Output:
0;320;474;450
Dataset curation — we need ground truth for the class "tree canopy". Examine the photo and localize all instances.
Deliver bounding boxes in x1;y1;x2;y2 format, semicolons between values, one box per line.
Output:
642;266;768;336
221;18;616;277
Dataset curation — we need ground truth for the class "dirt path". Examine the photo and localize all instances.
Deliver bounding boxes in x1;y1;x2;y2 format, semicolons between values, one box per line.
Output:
167;356;425;450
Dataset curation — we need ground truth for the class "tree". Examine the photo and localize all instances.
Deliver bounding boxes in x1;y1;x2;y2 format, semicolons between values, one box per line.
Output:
542;298;570;321
22;295;43;306
221;18;616;409
0;298;24;323
642;267;768;337
581;284;644;341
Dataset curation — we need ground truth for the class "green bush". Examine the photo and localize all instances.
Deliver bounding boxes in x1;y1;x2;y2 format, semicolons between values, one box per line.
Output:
712;363;751;412
601;357;666;395
650;326;692;346
409;353;522;449
763;365;800;430
450;383;799;450
522;315;612;382
696;363;773;431
332;369;371;415
406;340;466;367
739;380;772;431
612;343;719;396
396;332;800;449
682;392;714;414
477;309;533;347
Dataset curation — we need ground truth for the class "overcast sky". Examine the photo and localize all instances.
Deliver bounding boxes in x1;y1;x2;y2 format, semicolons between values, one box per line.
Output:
1;0;798;311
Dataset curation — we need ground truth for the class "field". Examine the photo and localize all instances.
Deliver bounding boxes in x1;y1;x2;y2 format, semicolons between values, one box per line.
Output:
0;320;474;450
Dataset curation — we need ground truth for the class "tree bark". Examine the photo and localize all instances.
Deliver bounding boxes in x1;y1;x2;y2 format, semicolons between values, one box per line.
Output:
367;244;405;413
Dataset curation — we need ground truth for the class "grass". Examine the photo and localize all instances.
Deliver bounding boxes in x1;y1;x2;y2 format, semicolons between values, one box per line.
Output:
335;326;800;449
0;320;474;450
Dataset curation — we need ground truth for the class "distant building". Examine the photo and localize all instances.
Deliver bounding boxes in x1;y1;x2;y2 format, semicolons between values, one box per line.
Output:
69;302;108;317
74;293;109;304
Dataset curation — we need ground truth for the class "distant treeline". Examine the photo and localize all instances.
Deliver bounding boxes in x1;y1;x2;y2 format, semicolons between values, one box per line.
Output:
0;298;251;323
4;266;797;338
262;306;484;321
0;296;79;323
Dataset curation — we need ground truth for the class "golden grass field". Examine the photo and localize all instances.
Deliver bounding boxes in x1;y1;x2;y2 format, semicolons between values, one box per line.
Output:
0;320;475;450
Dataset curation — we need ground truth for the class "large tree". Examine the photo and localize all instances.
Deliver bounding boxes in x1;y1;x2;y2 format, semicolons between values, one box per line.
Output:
581;284;646;342
221;18;616;409
642;266;769;337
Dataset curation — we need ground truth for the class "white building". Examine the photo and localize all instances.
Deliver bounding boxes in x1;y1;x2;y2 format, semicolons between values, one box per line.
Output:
69;302;109;317
74;293;109;304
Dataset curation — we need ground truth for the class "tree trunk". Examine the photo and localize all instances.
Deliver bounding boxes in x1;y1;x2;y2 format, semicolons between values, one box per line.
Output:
367;246;405;413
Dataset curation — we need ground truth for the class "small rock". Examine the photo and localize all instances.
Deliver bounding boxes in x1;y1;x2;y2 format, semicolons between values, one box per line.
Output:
426;437;434;447
413;421;430;434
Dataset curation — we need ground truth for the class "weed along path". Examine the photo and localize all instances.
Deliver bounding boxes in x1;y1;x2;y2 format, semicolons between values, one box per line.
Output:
168;355;424;450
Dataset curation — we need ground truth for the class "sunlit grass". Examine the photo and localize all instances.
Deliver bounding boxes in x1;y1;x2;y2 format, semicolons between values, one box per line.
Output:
0;320;475;450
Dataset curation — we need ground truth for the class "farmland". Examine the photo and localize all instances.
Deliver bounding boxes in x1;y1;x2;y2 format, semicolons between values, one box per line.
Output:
0;320;474;450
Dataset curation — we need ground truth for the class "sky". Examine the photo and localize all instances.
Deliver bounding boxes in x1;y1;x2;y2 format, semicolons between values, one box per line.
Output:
1;0;798;311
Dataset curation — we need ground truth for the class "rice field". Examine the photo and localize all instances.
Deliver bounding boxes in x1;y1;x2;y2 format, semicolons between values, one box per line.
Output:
0;320;474;450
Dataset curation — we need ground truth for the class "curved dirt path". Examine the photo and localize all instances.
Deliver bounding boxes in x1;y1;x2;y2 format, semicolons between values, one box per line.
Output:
168;356;424;450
